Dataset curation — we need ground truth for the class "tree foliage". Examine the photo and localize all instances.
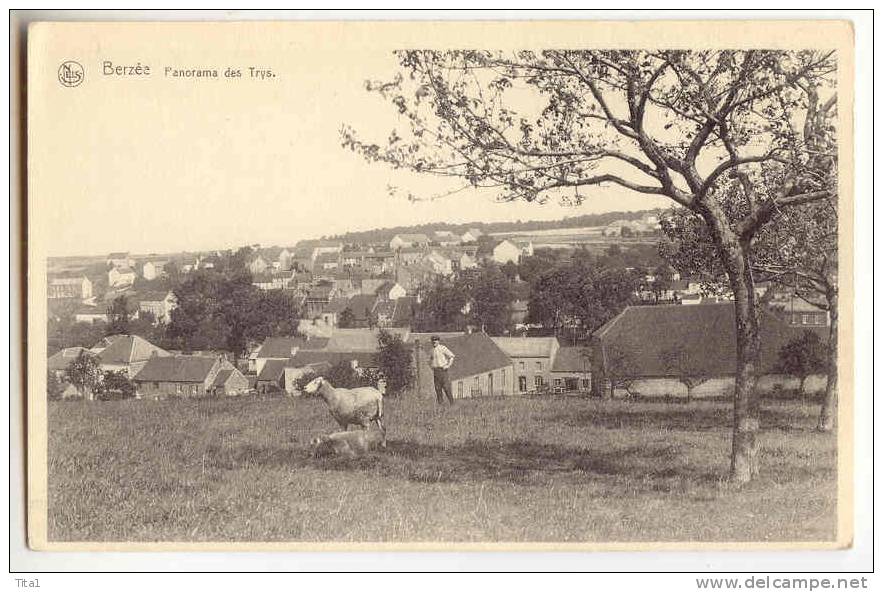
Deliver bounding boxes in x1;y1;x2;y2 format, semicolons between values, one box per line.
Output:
97;370;136;401
414;264;514;335
776;330;827;395
47;371;64;400
65;350;102;400
376;329;415;397
167;263;302;358
106;295;133;335
528;258;638;336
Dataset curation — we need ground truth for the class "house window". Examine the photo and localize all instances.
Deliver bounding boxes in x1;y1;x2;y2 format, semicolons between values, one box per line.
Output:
518;376;527;392
535;361;542;372
152;382;159;390
176;384;183;395
519;361;525;371
581;378;591;390
535;376;544;390
457;381;463;399
191;385;198;396
554;378;563;386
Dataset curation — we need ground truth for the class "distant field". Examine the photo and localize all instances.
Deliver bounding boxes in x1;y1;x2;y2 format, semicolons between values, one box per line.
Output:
47;396;837;544
490;226;658;249
490;226;606;238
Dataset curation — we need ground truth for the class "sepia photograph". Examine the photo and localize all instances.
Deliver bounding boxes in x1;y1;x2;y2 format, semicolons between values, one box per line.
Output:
24;19;854;552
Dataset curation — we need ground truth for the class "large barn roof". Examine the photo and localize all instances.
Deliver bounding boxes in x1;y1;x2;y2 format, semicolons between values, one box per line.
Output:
257;336;328;358
593;303;828;378
491;336;558;358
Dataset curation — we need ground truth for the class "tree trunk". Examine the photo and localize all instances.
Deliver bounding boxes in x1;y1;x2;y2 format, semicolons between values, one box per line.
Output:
702;204;762;483
818;288;838;432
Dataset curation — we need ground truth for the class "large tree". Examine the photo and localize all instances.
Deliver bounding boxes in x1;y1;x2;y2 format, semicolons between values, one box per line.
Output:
344;50;837;481
66;350;103;401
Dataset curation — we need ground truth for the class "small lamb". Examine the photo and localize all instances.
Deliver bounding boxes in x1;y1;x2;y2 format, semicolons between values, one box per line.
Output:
311;429;387;458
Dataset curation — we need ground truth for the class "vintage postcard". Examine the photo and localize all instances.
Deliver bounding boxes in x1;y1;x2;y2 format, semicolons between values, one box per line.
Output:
26;19;854;551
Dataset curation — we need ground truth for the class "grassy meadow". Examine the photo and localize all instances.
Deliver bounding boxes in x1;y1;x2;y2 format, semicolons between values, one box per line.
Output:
47;395;837;543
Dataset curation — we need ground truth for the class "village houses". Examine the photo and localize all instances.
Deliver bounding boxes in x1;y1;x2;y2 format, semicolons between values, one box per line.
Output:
133;355;248;399
107;252;134;268
491;336;559;394
389;233;431;251
136;290;177;324
48;276;92;300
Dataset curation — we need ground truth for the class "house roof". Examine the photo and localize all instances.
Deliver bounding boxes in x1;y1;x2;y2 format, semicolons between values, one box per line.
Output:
49;276;88;285
432;333;512;381
325;328;410;352
552;346;592;373
48;347;89;372
257;358;288;382
111;266;135;275
392;296;417;325
257;336;328;358
97;335;169;365
593;303;828;377
491;336;559;358
373;281;397;295
133;356;217;383
137;290;173;303
306;285;334;299
373;300;396;318
288;350;378;370
211;368;235;388
322;297;351;315
346;294;379;319
107;252;129;259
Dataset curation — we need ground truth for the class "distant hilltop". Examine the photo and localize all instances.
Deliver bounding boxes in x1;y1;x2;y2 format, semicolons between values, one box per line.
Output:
327;208;667;245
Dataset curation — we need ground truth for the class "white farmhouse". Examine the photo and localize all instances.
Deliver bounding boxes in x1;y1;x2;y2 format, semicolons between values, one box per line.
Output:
492;239;534;264
108;266;136;288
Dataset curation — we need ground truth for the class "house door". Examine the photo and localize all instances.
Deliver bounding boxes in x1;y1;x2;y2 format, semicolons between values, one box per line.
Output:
518;376;527;393
488;373;494;396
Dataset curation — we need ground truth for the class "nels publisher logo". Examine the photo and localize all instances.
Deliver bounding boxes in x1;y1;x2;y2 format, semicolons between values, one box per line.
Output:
58;61;84;87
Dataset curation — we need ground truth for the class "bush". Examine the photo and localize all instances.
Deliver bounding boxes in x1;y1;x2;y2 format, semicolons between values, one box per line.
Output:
47;371;64;401
97;371;135;401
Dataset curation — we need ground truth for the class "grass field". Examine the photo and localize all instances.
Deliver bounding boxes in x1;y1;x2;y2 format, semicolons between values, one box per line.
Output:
47;395;837;543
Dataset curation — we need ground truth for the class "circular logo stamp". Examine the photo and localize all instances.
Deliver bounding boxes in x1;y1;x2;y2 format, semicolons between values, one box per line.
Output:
58;61;84;87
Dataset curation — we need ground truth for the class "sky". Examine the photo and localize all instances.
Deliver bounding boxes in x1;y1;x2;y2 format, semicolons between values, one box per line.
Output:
33;23;672;258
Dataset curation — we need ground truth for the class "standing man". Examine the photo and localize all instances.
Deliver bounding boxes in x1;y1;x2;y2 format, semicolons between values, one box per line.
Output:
429;335;455;405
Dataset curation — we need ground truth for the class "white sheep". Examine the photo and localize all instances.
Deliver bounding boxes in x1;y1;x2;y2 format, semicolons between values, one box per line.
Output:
310;429;387;458
303;376;385;432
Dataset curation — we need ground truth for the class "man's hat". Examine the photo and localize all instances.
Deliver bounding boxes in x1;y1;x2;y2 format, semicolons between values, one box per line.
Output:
430;335;440;342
